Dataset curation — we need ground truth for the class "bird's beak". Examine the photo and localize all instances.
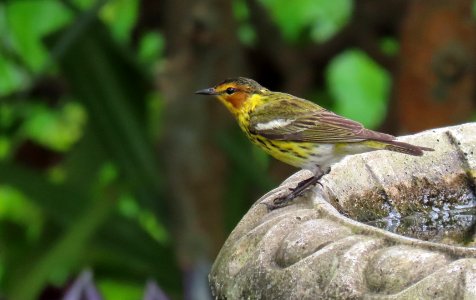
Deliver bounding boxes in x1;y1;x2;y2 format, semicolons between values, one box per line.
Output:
195;87;218;95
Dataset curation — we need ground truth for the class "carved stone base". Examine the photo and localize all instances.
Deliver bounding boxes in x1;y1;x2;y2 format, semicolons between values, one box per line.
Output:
210;123;476;299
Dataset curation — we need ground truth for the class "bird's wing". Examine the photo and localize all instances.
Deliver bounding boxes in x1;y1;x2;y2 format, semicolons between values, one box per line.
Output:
249;96;394;143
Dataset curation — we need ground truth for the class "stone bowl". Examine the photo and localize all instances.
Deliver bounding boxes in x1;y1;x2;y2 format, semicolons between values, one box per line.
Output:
209;123;476;299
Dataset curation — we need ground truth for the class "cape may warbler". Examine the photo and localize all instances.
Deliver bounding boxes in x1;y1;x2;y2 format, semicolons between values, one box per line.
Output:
196;77;432;210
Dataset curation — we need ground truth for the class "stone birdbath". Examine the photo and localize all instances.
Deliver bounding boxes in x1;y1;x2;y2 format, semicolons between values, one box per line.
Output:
209;123;476;299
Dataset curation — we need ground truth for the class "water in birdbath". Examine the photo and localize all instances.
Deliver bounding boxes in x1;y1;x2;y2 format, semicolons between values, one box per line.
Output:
366;199;476;247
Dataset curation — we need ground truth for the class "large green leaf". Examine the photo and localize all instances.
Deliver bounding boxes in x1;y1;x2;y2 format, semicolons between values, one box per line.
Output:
326;49;391;129
99;0;139;43
259;0;352;42
5;0;72;72
19;101;87;152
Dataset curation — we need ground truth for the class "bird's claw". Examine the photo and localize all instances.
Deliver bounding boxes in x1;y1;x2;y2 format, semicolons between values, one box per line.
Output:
264;173;327;211
288;181;322;192
261;194;294;211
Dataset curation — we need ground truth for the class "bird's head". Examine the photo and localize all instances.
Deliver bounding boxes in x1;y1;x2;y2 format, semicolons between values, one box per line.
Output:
195;77;268;114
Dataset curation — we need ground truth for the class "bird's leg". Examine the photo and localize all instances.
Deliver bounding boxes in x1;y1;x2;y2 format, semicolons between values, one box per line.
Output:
265;167;330;211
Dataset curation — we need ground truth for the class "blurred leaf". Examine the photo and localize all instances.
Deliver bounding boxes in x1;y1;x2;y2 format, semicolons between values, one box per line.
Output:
308;0;353;43
237;24;257;46
326;49;391;129
20;101;87;152
5;0;72;72
0;3;7;39
98;279;143;300
0;136;11;160
60;128;108;191
138;210;168;244
259;0;352;42
97;161;119;186
8;186;115;300
0;102;14;128
233;0;256;46
0;163;87;224
118;194;169;244
380;37;399;56
0;185;43;240
0;53;29;96
0;1;28;96
118;194;140;218
100;0;139;43
72;0;96;10
26;125;176;292
233;0;250;20
47;20;176;292
49;18;165;215
138;32;165;67
91;216;180;292
147;91;165;140
46;165;67;184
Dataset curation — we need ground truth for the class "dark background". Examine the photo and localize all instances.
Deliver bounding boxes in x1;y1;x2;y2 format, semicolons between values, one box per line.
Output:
0;0;475;299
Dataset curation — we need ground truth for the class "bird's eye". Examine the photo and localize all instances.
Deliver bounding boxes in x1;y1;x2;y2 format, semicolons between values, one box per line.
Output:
225;87;236;95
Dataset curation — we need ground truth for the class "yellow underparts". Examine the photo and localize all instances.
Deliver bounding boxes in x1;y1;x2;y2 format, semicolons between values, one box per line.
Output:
250;136;317;168
246;136;387;170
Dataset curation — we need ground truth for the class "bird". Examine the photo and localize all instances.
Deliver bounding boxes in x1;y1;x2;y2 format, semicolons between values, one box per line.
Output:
195;77;433;210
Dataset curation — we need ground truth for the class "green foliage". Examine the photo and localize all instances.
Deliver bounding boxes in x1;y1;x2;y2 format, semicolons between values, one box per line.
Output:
100;0;139;43
98;279;144;300
0;185;43;240
137;32;165;67
380;37;399;56
233;0;257;46
72;0;96;10
20;101;87;152
118;194;169;244
0;1;180;298
0;136;10;159
9;188;115;300
259;0;352;42
326;49;391;129
0;54;29;97
4;0;72;73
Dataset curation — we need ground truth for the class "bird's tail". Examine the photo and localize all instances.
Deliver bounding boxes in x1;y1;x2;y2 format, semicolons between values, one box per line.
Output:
384;140;434;156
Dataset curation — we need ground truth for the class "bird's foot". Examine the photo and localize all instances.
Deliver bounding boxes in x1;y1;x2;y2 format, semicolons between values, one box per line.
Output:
264;169;329;211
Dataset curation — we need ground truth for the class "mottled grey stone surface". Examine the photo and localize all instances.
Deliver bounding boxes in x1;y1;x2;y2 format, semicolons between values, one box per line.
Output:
210;123;476;299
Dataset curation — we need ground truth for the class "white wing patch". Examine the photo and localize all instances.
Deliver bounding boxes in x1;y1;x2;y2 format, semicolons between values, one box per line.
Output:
255;118;294;131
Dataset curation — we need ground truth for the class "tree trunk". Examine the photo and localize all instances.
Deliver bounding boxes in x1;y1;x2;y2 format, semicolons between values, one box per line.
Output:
159;0;245;275
395;0;476;132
